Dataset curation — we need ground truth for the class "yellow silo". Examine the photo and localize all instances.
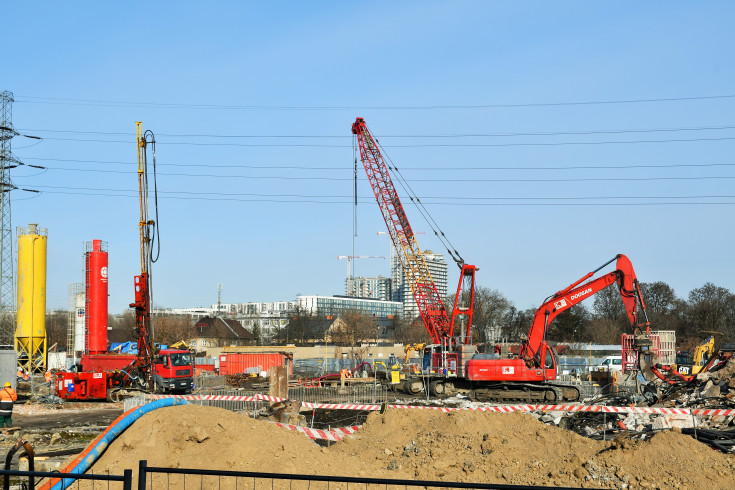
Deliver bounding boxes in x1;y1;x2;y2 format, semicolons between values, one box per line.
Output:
15;224;47;373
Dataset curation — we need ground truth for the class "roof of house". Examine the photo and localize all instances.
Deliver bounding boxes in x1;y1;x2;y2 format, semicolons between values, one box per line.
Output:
193;316;254;341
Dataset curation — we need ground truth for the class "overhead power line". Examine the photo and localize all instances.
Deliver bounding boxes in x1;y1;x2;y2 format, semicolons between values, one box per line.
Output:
29;187;735;207
14;93;735;110
29;135;735;148
16;123;735;138
17;166;735;183
20;157;735;172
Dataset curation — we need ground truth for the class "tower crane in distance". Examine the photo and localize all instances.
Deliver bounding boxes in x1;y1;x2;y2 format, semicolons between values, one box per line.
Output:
352;117;478;395
337;255;386;278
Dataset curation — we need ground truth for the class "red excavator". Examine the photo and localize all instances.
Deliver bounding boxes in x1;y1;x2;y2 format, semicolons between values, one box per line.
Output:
464;254;651;402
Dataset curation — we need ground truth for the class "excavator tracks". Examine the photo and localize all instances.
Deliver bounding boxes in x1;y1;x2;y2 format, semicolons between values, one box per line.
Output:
471;383;580;403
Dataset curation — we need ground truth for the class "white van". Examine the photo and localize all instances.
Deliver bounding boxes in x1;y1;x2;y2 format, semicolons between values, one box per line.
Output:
592;355;623;373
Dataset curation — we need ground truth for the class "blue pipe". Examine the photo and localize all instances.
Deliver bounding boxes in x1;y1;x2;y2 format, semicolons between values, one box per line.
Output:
50;397;188;490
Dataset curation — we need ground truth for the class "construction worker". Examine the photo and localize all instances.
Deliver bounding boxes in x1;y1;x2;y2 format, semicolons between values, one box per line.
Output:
0;382;17;428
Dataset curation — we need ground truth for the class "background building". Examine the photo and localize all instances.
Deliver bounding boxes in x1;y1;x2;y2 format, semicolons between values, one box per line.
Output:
297;295;402;322
391;251;448;319
345;275;392;301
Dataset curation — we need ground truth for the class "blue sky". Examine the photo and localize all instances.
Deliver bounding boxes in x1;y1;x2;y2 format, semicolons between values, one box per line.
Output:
4;2;735;313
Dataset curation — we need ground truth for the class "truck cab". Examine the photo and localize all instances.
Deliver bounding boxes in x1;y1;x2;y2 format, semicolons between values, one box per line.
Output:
153;349;194;393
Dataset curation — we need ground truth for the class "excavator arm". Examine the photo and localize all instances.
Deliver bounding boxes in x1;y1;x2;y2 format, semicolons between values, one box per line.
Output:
520;254;650;364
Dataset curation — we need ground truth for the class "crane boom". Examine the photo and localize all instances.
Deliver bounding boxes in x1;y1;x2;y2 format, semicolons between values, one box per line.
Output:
352;117;476;345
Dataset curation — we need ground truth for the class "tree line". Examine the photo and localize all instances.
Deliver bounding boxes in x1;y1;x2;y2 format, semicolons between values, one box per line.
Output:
42;281;735;352
458;282;735;351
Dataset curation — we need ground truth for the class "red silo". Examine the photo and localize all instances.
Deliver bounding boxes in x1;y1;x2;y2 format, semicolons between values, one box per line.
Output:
85;240;109;354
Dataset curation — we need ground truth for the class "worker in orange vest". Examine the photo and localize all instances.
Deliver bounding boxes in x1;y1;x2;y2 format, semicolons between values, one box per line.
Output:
0;382;17;428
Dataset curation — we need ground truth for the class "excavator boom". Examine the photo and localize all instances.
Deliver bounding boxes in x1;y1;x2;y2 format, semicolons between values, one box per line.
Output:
520;254;649;362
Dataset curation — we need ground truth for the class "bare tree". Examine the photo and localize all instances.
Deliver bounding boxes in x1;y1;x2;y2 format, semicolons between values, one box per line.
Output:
108;312;135;343
330;310;379;349
684;283;735;340
446;286;513;346
153;315;193;345
393;314;430;344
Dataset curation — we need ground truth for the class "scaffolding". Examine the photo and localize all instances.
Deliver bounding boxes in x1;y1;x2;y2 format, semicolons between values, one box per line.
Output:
67;283;84;360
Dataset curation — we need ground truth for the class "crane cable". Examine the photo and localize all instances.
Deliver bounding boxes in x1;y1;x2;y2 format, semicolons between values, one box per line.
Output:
364;123;466;268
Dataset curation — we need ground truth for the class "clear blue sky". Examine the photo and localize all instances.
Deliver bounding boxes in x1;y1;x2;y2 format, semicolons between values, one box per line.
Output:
4;2;735;314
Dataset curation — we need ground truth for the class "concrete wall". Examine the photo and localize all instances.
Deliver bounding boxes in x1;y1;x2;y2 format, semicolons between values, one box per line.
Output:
0;350;18;389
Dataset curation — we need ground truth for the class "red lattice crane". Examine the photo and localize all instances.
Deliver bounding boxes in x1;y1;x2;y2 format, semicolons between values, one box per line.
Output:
351;117;477;347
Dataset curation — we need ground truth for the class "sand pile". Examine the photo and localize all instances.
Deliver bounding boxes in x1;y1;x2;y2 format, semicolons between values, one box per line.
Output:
85;404;734;488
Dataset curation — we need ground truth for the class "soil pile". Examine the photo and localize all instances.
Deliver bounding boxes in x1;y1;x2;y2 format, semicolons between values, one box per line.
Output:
86;405;734;488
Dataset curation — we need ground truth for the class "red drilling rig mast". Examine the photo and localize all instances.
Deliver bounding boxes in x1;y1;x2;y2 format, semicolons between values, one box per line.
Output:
128;121;158;389
352;118;477;382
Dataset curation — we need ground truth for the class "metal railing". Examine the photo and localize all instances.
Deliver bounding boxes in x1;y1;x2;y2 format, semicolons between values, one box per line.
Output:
136;460;584;490
1;468;132;490
289;384;389;404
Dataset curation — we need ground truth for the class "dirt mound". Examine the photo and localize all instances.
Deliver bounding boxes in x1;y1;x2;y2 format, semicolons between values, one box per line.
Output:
86;404;734;488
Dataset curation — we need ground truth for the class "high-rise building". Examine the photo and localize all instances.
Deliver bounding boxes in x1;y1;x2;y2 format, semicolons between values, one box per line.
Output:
345;275;392;301
391;250;448;319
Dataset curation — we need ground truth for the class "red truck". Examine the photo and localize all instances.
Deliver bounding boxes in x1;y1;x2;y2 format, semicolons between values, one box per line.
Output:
55;348;194;401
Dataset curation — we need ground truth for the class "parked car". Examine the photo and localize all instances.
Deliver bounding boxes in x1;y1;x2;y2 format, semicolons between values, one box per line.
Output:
591;355;623;373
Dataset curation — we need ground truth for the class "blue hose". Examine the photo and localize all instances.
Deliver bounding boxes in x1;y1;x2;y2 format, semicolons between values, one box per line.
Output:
50;397;188;490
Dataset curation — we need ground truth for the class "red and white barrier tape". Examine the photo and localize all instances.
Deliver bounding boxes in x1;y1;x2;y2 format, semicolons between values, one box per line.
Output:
133;394;735;416
273;423;360;441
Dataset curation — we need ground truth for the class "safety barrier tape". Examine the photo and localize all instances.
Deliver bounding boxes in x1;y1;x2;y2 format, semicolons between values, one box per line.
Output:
273;422;360;441
133;394;735;416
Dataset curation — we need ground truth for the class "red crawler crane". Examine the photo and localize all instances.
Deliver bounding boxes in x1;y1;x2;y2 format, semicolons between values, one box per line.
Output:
352;117;478;393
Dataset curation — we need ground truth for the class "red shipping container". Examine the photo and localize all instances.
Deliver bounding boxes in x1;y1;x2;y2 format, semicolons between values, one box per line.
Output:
219;353;292;376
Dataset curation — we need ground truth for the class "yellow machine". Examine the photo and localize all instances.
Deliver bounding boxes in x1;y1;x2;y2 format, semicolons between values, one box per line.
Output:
675;335;717;375
15;224;48;373
403;343;426;364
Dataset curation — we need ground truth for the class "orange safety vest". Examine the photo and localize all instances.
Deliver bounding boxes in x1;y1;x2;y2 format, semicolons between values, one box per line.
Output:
45;372;53;383
0;387;16;402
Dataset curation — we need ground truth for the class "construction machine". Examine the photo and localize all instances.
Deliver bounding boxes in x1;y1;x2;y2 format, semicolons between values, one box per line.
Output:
463;254;650;401
55;123;193;401
674;335;717;376
352;119;657;402
352;117;478;394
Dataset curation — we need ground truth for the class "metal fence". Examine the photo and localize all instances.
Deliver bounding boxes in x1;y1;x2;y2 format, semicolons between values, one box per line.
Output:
1;468;133;490
190;389;267;412
136;460;583;490
288;384;390;404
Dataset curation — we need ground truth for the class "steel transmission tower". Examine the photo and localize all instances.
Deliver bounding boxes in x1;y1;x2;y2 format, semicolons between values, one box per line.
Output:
0;91;15;346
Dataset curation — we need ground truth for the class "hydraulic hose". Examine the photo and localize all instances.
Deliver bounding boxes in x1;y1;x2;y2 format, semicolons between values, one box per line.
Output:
41;397;188;490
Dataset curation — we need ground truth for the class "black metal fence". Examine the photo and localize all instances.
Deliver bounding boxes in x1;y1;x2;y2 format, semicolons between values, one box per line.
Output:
136;460;584;490
1;468;133;490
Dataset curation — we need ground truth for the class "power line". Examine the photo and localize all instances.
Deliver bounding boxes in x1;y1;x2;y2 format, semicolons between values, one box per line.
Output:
16;123;735;138
29;184;735;204
15;93;735;110
19;167;735;183
30;188;735;206
29;135;735;148
34;184;735;201
19;156;735;172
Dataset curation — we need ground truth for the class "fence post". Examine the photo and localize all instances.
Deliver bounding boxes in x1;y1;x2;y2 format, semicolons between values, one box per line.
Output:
138;460;148;490
123;469;133;490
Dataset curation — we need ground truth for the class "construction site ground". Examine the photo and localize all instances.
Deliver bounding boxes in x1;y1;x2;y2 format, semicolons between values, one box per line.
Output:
4;399;733;489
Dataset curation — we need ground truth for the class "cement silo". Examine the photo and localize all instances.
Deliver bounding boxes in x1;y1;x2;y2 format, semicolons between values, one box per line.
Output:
85;240;108;354
15;224;47;373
